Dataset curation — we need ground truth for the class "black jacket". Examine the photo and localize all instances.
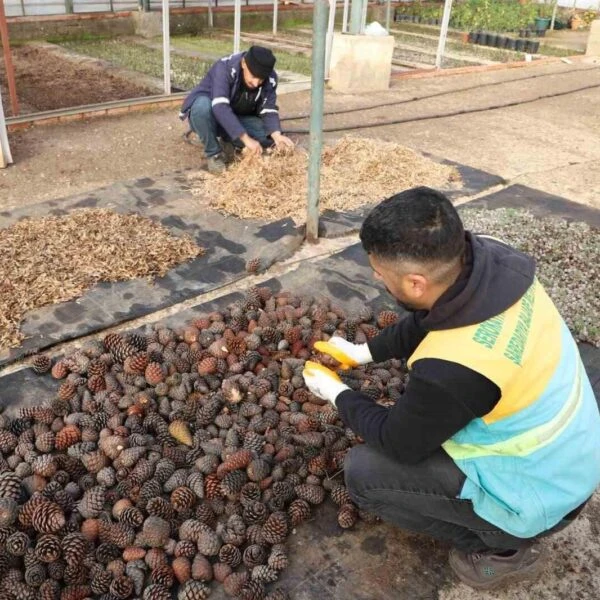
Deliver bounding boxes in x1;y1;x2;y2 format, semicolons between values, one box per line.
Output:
336;232;536;464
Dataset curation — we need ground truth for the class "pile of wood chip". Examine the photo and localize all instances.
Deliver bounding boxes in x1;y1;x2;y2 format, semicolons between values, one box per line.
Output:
0;209;203;350
190;136;461;222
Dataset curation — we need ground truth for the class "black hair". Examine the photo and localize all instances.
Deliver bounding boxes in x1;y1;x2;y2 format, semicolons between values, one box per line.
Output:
359;187;465;263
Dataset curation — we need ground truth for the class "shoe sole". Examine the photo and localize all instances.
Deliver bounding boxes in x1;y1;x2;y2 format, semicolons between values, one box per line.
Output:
449;548;546;591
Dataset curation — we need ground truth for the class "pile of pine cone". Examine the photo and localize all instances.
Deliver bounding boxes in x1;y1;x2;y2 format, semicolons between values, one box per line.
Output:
1;287;406;600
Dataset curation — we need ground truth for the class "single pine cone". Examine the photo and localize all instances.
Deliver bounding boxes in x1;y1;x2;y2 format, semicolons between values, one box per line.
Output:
191;553;213;581
35;534;62;563
142;584;172;600
0;471;22;501
246;258;261;274
77;486;106;519
168;420;193;447
172;556;192;584
196;527;222;557
243;544;267;569
262;512;289;545
252;565;278;583
218;543;242;568
223;572;248;597
150;565;174;588
330;484;352;507
377;310;399;328
0;497;18;527
337;503;358;529
109;575;134;599
171;486;196;512
178;580;211;600
239;579;266;600
32;355;52;374
294;484;325;505
145;362;165;386
141;517;171;547
267;544;288;571
31;501;65;534
6;531;31;556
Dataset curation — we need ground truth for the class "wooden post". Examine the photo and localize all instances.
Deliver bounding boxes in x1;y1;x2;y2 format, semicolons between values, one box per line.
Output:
0;0;19;117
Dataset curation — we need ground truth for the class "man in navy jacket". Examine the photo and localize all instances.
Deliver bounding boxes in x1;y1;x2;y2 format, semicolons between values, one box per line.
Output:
180;46;294;173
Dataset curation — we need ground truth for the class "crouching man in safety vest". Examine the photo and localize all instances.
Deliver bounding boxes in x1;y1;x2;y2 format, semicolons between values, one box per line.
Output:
303;186;600;590
180;45;294;174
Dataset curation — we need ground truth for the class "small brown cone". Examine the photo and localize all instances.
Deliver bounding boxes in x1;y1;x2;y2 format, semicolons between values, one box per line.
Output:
168;420;193;447
172;556;192;584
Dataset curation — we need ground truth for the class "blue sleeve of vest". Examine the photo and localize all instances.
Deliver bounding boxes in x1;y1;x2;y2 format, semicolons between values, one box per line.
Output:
367;312;427;363
336;358;500;465
210;60;247;141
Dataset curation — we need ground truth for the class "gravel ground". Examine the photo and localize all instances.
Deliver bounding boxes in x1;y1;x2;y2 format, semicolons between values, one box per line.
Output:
462;207;600;346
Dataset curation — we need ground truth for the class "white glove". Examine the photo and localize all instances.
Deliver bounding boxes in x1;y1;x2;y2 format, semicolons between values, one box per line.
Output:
314;336;373;370
302;361;350;406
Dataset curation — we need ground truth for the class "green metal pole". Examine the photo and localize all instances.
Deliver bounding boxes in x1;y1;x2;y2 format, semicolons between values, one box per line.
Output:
349;0;363;35
306;0;328;244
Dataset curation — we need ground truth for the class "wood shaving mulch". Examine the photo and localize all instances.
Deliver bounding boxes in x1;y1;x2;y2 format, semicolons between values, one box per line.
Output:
189;136;462;222
0;209;204;351
461;207;600;347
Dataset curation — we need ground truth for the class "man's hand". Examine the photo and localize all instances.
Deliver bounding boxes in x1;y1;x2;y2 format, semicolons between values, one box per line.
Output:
240;133;262;155
314;337;373;371
271;131;295;150
302;361;350;405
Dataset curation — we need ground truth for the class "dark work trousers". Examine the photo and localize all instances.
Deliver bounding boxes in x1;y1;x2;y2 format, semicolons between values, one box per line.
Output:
188;95;271;158
344;444;583;554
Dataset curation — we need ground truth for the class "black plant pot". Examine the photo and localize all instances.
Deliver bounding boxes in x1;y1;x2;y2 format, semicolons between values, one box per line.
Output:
468;31;477;43
506;38;517;51
529;40;540;53
475;31;485;44
519;28;527;37
495;35;507;48
515;39;526;52
487;34;498;47
536;28;546;37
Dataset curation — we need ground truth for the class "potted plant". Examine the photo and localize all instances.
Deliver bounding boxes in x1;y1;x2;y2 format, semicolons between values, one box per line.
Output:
534;1;553;31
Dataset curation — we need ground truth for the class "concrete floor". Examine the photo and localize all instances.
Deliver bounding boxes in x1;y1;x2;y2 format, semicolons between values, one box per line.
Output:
1;57;600;599
3;58;600;210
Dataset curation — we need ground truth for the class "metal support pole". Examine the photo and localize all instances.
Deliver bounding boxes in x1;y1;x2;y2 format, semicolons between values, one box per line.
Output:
162;0;171;94
342;0;350;32
361;0;368;33
234;0;242;53
325;0;336;78
208;0;213;28
349;0;362;34
435;0;453;69
385;0;392;32
306;0;328;243
0;0;19;116
550;0;558;31
273;0;278;36
0;88;12;167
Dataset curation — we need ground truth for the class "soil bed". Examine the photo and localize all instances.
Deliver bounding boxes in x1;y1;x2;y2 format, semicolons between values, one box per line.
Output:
0;45;157;117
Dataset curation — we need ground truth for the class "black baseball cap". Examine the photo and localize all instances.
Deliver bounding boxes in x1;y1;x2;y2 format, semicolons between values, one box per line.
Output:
244;46;276;80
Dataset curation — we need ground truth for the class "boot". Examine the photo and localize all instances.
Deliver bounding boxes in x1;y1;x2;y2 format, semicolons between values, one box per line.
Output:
449;542;545;590
206;153;227;174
